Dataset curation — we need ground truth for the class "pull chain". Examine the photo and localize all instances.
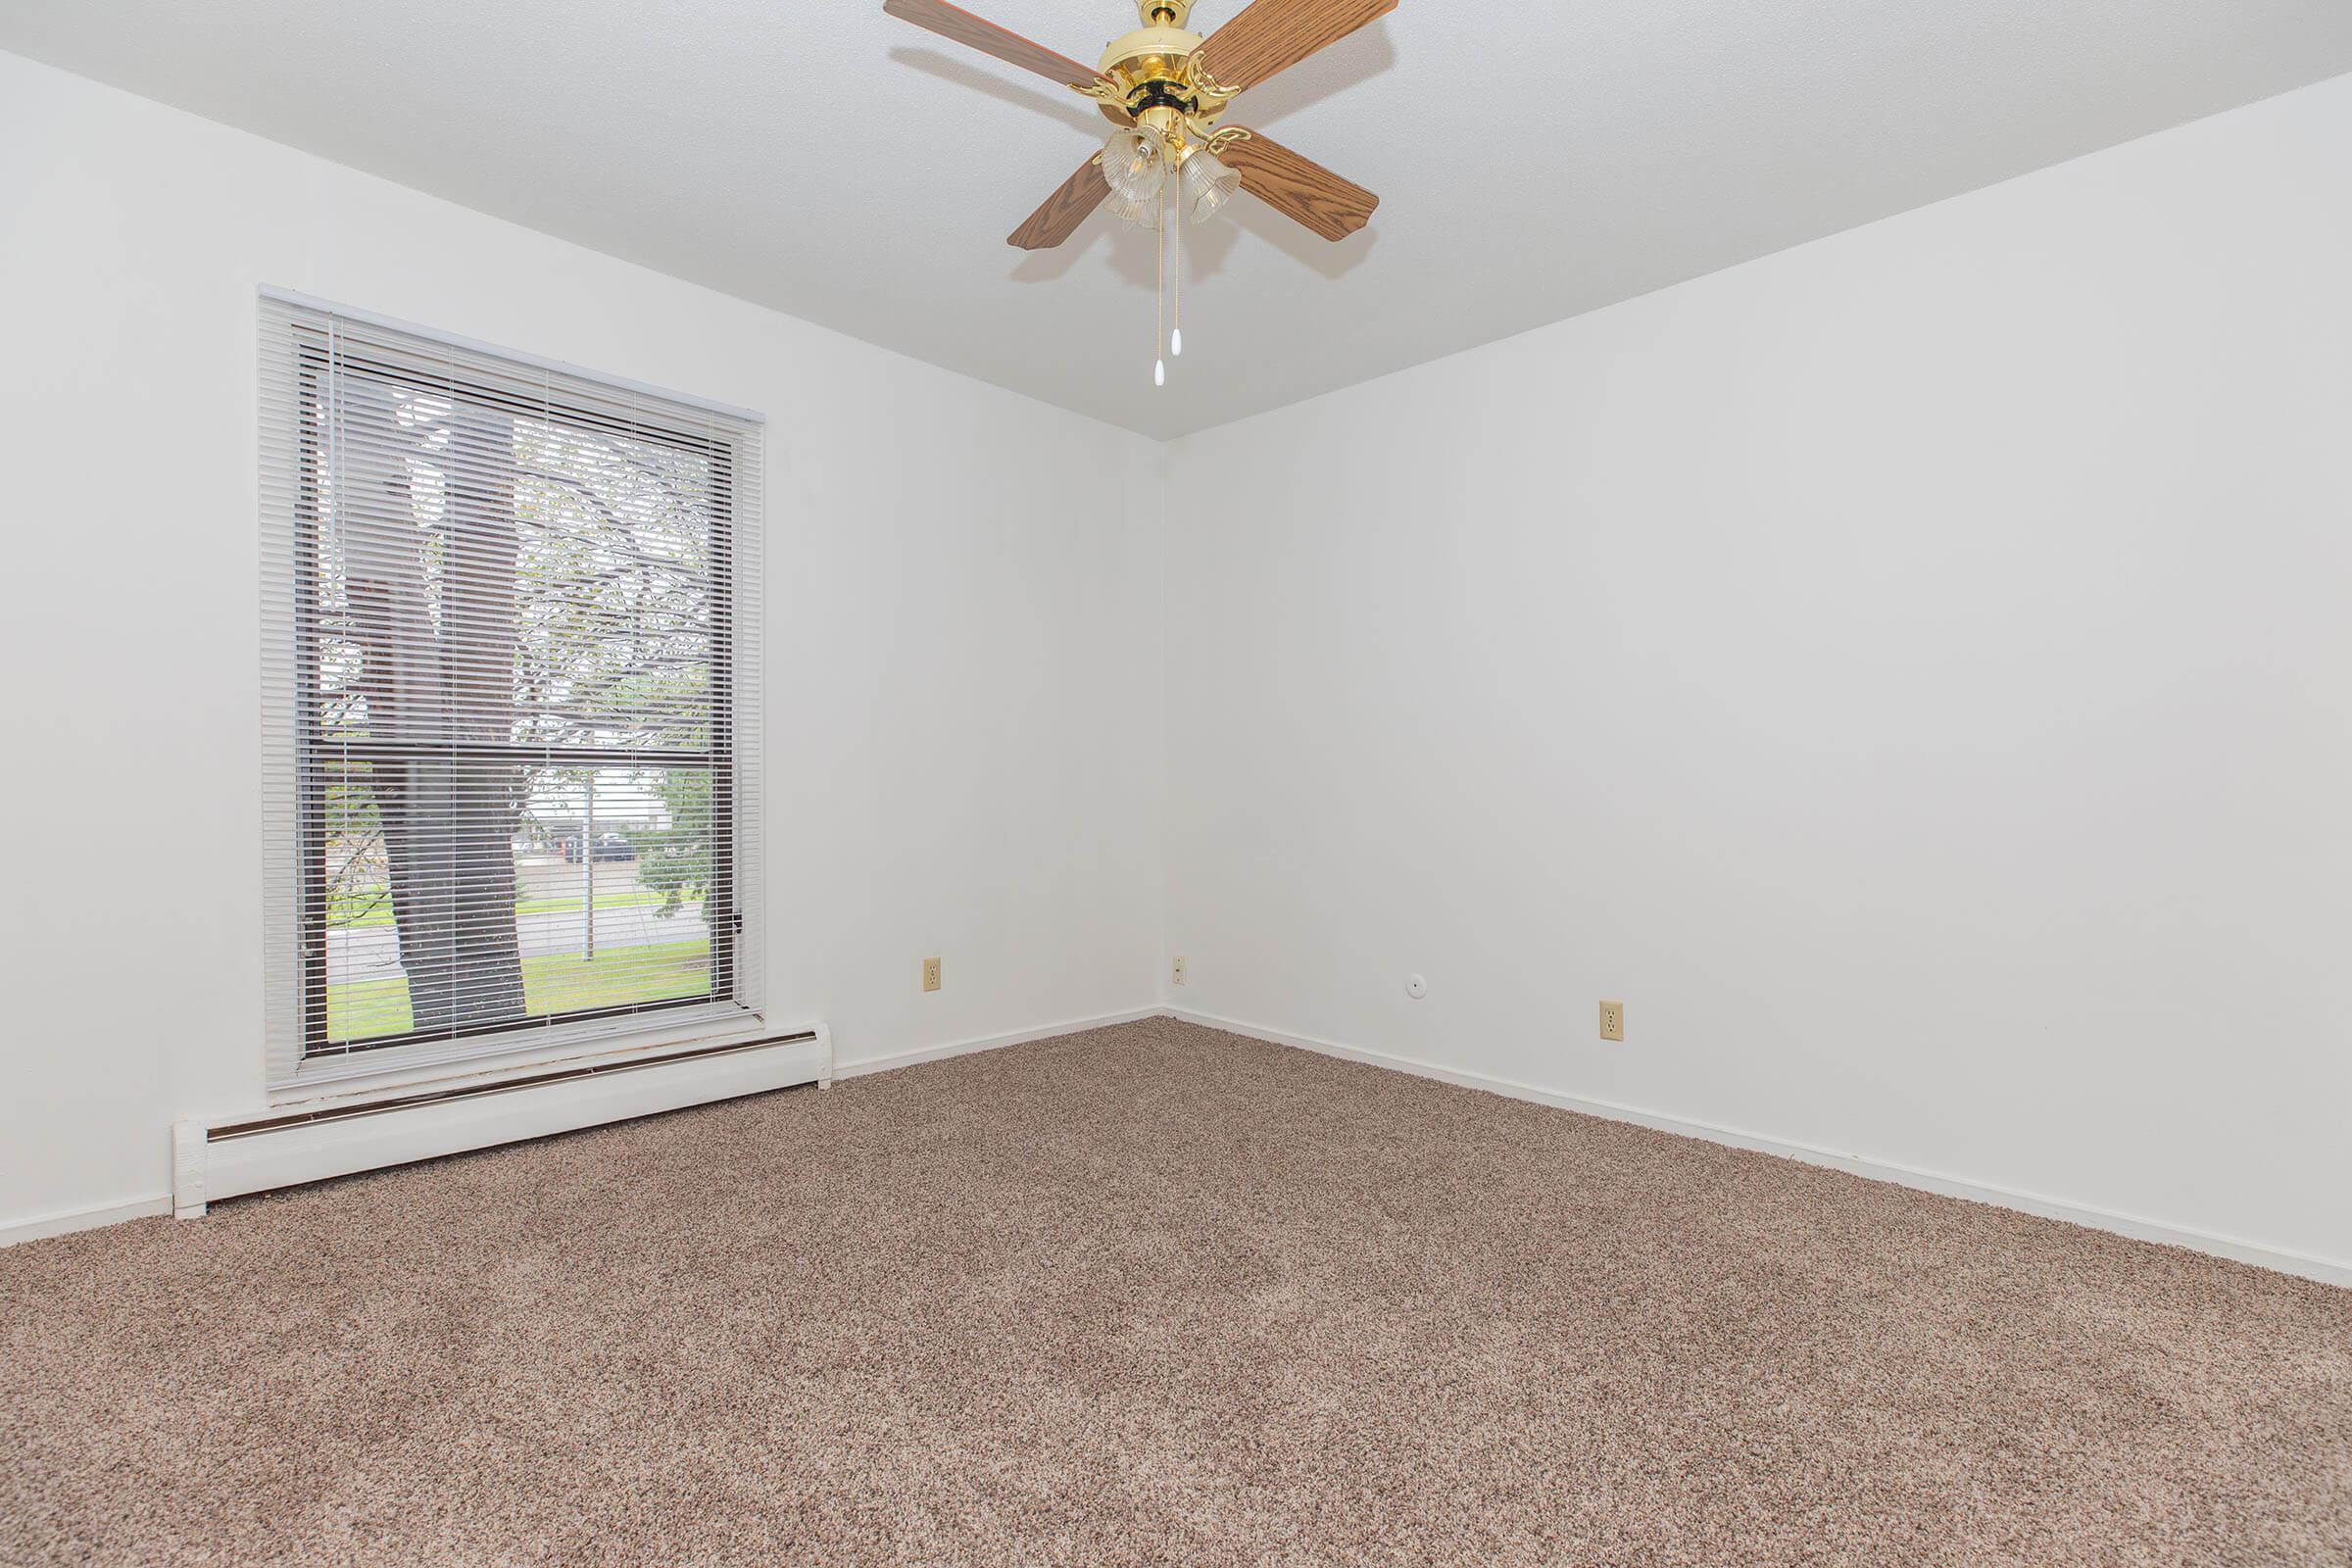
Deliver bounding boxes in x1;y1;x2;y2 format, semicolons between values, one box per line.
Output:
1153;173;1166;387
1171;175;1183;359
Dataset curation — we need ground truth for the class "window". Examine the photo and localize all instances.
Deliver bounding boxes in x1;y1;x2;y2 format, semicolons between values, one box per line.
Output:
260;294;763;1089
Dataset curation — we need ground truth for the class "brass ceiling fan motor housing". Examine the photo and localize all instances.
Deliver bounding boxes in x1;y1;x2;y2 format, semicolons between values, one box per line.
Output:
1099;1;1231;135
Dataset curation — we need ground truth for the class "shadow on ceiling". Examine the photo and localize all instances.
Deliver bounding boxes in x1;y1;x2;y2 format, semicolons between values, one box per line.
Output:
888;47;1106;136
1003;200;1380;289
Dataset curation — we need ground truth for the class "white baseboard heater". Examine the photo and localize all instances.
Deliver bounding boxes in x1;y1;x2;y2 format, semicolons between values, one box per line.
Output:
172;1028;831;1218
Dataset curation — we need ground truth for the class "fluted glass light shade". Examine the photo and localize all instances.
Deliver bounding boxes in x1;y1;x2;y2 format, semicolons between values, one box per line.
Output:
1104;183;1162;230
1180;148;1241;224
1102;128;1167;203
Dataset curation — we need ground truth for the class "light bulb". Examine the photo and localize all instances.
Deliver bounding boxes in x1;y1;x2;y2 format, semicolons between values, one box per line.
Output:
1102;129;1168;204
1154;359;1165;387
1170;327;1183;357
1180;148;1241;224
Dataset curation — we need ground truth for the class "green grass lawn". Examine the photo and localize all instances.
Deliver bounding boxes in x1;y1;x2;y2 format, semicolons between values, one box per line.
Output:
329;887;681;930
326;940;710;1042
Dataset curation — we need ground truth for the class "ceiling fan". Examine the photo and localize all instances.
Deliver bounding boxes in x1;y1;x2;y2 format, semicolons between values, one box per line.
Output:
884;0;1395;382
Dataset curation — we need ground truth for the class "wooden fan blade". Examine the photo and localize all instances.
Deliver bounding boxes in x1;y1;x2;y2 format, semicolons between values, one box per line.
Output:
1218;130;1378;241
1009;155;1110;250
882;0;1106;90
1194;0;1396;93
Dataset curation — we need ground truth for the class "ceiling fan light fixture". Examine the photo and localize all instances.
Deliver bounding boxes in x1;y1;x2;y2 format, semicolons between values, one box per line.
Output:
1179;147;1241;224
887;0;1390;383
1102;127;1168;203
1104;182;1162;230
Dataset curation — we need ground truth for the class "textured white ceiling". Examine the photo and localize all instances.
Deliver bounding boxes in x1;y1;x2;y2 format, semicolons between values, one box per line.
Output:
4;2;2349;438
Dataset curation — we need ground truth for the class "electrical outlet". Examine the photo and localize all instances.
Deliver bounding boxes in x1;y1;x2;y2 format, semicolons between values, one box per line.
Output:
1598;1001;1625;1042
1172;956;1187;985
922;956;942;993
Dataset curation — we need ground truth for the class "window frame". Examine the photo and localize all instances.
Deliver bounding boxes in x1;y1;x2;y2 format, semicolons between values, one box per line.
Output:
261;290;765;1099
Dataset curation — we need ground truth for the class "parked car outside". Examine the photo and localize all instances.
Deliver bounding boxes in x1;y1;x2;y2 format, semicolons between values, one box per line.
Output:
557;833;638;863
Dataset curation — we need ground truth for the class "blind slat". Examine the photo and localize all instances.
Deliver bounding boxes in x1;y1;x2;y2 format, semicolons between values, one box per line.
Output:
261;294;764;1091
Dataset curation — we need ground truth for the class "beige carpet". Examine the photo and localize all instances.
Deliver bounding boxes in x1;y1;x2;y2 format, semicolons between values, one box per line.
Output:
2;1019;2346;1566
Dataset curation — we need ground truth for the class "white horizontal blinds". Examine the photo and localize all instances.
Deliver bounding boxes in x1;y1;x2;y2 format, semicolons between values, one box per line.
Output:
260;295;763;1087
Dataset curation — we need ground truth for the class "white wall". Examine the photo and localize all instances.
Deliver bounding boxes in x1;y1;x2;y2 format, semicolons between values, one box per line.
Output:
0;50;1166;1236
6;44;2347;1276
1165;74;2352;1274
